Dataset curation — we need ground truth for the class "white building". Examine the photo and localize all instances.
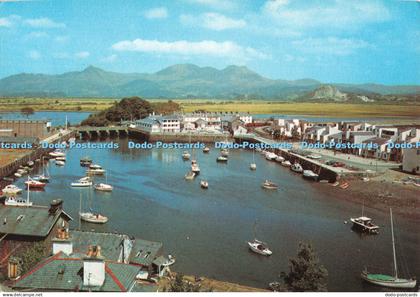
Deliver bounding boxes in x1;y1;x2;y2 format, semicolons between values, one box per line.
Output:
402;145;420;174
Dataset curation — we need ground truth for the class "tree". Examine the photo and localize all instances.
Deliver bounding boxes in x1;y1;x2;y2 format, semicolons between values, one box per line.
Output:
18;242;49;275
164;274;202;292
278;242;328;292
20;107;34;118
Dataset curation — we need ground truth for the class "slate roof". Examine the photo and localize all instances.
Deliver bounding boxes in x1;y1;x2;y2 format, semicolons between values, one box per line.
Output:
13;253;144;292
0;205;72;238
129;238;163;266
70;230;131;262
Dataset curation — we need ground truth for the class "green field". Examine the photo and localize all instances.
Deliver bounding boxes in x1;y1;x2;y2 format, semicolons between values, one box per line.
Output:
0;97;419;119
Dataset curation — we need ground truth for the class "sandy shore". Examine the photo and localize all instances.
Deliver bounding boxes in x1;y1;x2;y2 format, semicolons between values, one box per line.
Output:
313;170;420;221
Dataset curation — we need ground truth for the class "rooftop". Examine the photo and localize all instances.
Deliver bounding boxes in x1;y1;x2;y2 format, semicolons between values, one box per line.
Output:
0;204;72;238
13;252;154;292
129;238;163;266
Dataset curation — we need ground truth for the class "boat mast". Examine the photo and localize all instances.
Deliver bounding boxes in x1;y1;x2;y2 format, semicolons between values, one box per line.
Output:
79;192;82;229
26;176;30;205
390;208;398;279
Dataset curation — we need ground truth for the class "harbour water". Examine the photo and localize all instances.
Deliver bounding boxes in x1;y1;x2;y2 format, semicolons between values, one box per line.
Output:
14;136;420;291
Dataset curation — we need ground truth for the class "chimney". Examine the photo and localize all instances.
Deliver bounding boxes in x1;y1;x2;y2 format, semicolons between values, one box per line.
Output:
8;257;21;280
83;245;105;287
52;224;73;255
49;199;63;215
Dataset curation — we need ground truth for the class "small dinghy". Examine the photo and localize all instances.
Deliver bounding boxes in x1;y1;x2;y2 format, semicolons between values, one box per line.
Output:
261;180;278;190
182;151;191;160
80;156;92;167
291;163;303;173
200;180;209;189
250;163;257;170
281;160;291;167
55;160;65;166
216;156;228;162
248;239;273;256
303;170;319;181
203;147;210;153
275;156;285;162
185;171;196;180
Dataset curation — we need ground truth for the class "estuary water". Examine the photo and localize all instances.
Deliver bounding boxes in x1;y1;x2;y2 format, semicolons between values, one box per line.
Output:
15;137;419;292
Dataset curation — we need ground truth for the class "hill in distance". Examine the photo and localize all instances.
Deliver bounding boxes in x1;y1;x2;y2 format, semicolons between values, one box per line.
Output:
0;64;419;101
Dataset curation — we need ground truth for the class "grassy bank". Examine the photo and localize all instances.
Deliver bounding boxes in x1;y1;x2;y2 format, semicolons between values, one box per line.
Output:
0;97;419;119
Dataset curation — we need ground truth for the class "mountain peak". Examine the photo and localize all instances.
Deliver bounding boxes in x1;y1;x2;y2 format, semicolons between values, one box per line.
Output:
82;65;105;73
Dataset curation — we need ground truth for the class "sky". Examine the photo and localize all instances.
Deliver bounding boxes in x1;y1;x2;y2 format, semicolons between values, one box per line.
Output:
0;0;419;84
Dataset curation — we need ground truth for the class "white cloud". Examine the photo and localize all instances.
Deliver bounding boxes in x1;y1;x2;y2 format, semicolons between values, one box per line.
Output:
28;50;41;60
292;37;370;56
52;52;70;59
0;15;21;27
180;12;246;31
75;51;90;59
144;7;168;19
262;0;391;29
25;17;65;28
112;38;268;60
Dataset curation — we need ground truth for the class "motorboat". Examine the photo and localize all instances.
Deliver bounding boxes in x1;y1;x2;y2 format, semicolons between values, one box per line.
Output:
265;152;277;161
261;180;278;190
17;168;27;175
350;216;379;234
216;156;228;162
79;212;108;224
248;239;272;256
250;163;257;170
14;172;22;178
200;180;209;189
182;151;191;160
86;165;105;175
4;196;33;207
191;160;200;174
303;170;319;181
49;150;65;158
80;156;93;167
281;160;291;167
94;183;113;192
27;161;34;167
2;185;23;195
24;178;46;189
55;156;66;161
71;178;93;187
203;147;210;153
89;164;103;170
185;171;196;180
291;163;303;173
275;156;285;162
360;209;416;289
55;160;65;166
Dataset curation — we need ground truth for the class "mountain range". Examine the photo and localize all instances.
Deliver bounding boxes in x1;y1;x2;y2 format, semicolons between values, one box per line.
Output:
0;64;419;100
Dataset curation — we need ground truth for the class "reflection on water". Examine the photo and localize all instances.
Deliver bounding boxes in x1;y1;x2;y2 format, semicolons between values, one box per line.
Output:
16;137;419;292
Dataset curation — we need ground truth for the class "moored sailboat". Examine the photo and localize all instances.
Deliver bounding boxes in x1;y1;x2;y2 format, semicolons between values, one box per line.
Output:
361;208;417;289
